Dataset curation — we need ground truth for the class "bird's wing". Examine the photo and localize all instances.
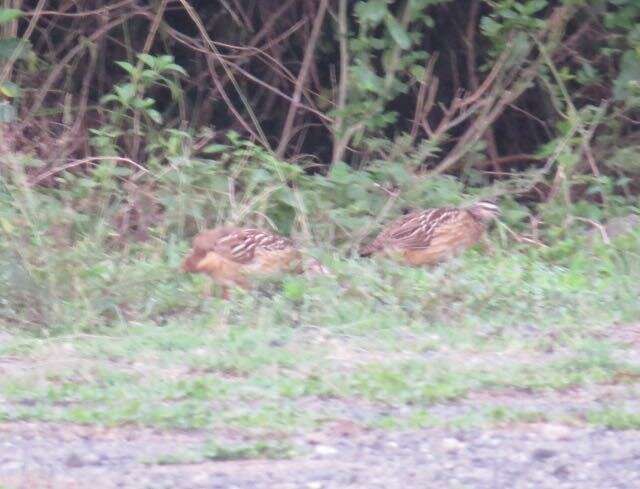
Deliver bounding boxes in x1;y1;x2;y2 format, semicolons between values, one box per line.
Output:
202;228;294;264
382;208;460;250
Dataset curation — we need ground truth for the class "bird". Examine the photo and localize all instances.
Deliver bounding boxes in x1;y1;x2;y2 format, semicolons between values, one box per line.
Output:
359;200;501;266
182;226;327;299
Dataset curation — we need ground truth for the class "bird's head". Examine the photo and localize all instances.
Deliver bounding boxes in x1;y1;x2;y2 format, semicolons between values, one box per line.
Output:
181;249;205;273
468;200;501;222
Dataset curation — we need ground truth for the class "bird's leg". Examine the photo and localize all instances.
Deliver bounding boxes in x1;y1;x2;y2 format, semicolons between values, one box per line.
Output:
202;280;212;299
220;285;230;300
480;235;495;256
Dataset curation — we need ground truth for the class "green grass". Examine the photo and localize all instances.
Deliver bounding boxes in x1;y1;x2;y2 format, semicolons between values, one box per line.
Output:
148;440;295;465
1;231;640;437
587;409;640;430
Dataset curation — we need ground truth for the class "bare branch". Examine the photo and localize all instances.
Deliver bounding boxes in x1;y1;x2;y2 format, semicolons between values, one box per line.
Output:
276;0;329;158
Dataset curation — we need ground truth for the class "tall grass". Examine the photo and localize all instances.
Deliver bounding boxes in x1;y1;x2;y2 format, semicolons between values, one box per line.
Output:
2;146;639;334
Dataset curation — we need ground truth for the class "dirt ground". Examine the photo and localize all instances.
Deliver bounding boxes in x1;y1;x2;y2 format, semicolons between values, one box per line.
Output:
2;323;639;489
1;419;640;489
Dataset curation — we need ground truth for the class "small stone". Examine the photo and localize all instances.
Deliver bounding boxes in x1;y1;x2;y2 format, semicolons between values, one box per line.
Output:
532;448;557;461
511;452;529;463
537;423;572;441
65;453;84;468
314;445;338;456
471;468;493;481
83;453;101;465
0;461;23;471
191;472;210;484
306;431;328;445
553;464;571;479
442;437;466;452
327;420;364;438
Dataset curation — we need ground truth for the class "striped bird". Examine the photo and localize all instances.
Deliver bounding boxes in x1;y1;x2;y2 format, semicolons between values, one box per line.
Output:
182;226;327;299
360;200;501;266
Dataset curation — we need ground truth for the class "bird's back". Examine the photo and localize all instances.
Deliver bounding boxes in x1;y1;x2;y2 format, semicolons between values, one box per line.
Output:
183;226;302;278
361;203;497;265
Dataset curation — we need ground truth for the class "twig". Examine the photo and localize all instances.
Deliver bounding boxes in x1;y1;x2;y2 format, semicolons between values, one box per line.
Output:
427;7;572;177
23;13;138;125
0;0;46;88
410;55;438;141
177;0;270;148
352;184;401;253
499;221;548;247
57;42;98;160
276;0;329;158
573;217;610;244
331;0;349;166
131;0;169;160
465;0;499;169
23;1;136;18
28;156;152;186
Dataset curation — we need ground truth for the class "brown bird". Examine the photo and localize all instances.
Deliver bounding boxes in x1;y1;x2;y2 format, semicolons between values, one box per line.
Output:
360;200;501;266
182;226;327;299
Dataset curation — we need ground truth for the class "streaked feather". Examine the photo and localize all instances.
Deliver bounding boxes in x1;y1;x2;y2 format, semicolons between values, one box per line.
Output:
360;201;500;265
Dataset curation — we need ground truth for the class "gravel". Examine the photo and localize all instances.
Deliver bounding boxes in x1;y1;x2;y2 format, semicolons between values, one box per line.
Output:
1;422;640;488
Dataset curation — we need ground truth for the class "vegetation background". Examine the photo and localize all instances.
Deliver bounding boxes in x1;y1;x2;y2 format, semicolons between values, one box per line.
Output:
0;0;639;486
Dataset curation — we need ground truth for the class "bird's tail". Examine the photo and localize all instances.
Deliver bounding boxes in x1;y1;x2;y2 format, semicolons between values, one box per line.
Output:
359;242;380;257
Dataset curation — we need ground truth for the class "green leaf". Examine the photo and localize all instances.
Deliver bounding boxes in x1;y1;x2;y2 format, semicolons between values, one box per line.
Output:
283;277;305;301
409;64;426;80
114;83;136;102
558;151;579;169
99;94;118;104
480;16;502;38
385;15;411;49
147;109;163;124
606;146;640;173
0;102;16;123
355;0;388;25
166;64;188;76
614;50;640;103
139;97;156;109
138;53;156;67
0;217;14;234
0;81;20;98
328;162;353;184
351;63;384;93
0;9;22;25
522;0;548;15
0;38;29;60
248;168;273;186
115;61;136;75
274;188;297;207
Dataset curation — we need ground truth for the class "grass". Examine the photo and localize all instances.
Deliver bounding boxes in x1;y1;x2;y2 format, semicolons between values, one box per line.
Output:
1;230;640;438
148;440;295;465
587;409;640;430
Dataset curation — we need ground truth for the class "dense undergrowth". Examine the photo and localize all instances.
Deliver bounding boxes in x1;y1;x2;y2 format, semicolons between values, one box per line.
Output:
1;177;639;333
1;1;640;333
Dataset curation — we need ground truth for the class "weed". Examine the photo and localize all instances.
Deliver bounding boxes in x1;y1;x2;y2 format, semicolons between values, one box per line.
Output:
587;409;640;430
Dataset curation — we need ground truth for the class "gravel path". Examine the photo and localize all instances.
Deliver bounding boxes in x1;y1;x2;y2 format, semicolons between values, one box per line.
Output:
2;421;640;489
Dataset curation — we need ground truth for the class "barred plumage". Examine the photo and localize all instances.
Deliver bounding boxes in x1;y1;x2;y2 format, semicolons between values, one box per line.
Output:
182;226;327;299
360;200;500;266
